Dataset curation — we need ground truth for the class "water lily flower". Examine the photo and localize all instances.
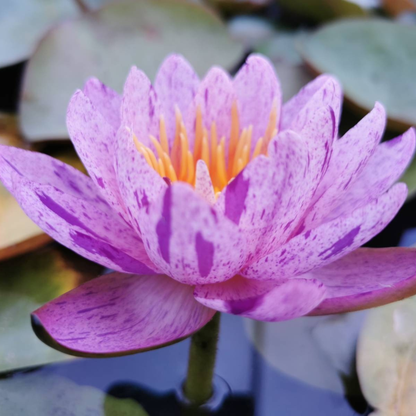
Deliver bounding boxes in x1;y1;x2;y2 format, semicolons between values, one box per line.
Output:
1;54;416;358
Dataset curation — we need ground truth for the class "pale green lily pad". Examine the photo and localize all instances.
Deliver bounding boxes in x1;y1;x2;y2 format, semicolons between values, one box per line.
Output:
300;18;416;132
20;0;244;142
0;246;103;372
0;372;148;416
245;312;366;395
357;295;416;415
256;31;314;102
0;0;78;68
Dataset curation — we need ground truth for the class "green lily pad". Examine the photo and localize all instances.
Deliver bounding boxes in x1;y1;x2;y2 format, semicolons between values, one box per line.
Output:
276;0;368;22
0;372;148;416
300;18;416;132
256;31;314;102
357;295;416;415
0;246;103;372
20;0;244;142
0;0;78;68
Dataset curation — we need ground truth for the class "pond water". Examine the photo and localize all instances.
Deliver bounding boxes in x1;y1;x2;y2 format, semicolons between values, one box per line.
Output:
0;313;371;416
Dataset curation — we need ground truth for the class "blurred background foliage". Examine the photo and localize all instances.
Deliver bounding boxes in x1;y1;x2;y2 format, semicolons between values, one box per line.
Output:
1;0;416;414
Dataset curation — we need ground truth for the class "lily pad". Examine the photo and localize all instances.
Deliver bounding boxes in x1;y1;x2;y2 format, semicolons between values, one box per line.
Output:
357;295;416;415
0;0;78;68
20;0;244;142
245;312;366;395
0;246;103;372
256;31;314;102
300;18;416;132
0;371;148;416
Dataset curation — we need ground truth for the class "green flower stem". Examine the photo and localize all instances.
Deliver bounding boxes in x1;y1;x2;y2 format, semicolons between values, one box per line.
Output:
184;313;221;406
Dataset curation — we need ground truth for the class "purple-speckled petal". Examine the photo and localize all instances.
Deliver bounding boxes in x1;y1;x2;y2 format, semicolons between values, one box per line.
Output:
154;54;199;150
233;54;282;151
194;160;215;204
242;183;407;280
120;66;160;148
32;273;215;357
281;74;342;132
195;67;235;148
83;77;122;130
0;145;110;214
194;276;326;322
10;174;157;274
138;182;247;285
303;102;386;229
67;90;126;217
115;126;167;235
308;248;416;315
325;128;416;221
216;130;312;262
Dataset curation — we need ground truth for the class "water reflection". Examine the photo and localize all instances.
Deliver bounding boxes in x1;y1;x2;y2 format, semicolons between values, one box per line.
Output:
0;314;371;415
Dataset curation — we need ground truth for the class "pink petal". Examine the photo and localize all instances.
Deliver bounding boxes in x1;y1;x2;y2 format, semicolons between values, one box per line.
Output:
325;128;416;221
154;54;199;150
115;126;167;235
194;160;215;204
67;90;125;217
32;273;215;357
216;131;312;262
11;174;156;274
281;74;342;132
233;54;282;150
194;276;326;322
308;248;416;315
243;183;407;281
303;102;386;229
195;67;235;148
138;182;247;285
0;146;109;213
120;66;160;148
83;77;122;130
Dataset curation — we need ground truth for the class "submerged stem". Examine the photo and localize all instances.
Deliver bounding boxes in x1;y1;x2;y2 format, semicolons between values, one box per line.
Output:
184;313;221;406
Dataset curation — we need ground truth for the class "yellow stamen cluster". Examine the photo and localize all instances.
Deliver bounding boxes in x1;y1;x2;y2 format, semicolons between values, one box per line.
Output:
134;101;278;192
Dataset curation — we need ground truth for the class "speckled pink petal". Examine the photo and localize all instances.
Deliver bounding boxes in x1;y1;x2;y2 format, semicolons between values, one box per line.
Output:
194;160;215;204
233;54;282;151
215;131;311;262
0;145;109;214
67;90;125;217
243;183;407;281
325;128;416;221
194;276;326;322
120;66;160;148
115;126;167;235
83;77;122;130
195;67;235;148
308;248;416;315
281;74;342;132
303;103;386;229
32;273;215;357
11;174;156;274
138;182;247;285
154;55;199;150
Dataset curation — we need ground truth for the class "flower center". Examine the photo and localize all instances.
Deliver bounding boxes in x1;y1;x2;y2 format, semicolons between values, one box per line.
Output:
134;101;278;192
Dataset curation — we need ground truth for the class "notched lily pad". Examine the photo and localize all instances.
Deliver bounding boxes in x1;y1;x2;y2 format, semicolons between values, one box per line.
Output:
20;0;244;142
300;18;416;132
357;295;416;415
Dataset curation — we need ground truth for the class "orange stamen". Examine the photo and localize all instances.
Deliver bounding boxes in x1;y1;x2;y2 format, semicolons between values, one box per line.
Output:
133;99;278;193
